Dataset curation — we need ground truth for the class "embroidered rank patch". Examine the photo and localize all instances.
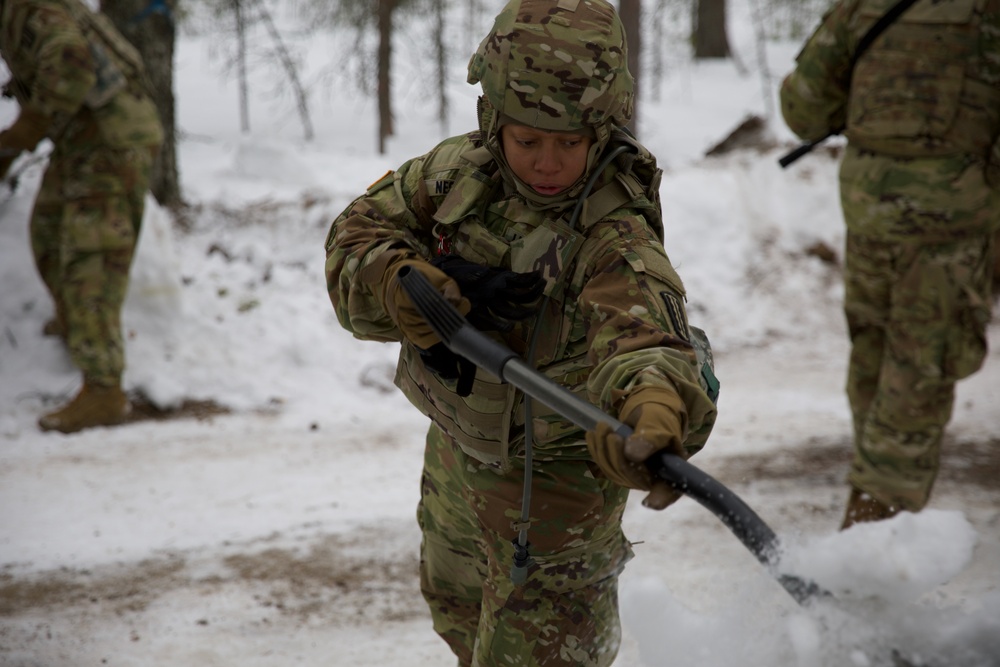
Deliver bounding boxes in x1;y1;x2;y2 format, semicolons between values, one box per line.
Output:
660;290;690;342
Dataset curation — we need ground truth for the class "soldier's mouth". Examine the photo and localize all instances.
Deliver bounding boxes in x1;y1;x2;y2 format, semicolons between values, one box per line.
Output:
532;184;565;196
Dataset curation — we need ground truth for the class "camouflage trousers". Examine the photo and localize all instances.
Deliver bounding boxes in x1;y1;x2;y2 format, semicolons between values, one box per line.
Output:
843;232;994;511
31;139;156;387
838;148;998;510
418;422;633;667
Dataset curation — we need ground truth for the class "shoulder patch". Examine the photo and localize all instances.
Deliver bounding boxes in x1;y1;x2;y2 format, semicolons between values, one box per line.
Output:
366;170;394;194
659;290;690;342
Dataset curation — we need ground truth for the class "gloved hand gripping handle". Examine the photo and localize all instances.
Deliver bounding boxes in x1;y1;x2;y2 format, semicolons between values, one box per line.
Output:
398;266;824;606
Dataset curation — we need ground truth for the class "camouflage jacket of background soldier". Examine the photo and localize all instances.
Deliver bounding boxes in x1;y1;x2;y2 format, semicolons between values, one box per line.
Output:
780;0;1000;200
325;131;718;472
0;0;163;151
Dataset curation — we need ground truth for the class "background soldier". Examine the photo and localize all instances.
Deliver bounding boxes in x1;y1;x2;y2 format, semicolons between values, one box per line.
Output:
0;0;163;433
324;1;718;664
780;0;1000;528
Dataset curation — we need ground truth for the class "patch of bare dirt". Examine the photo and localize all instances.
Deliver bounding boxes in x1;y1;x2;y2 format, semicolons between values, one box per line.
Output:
125;393;230;424
712;436;1000;493
223;534;421;623
0;556;186;617
704;115;778;157
0;527;423;626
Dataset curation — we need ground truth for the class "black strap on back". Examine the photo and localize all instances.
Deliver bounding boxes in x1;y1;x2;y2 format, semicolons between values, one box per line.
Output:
778;0;922;168
852;0;921;66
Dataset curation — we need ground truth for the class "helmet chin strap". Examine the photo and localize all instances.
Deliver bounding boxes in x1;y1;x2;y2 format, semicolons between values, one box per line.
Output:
477;96;614;212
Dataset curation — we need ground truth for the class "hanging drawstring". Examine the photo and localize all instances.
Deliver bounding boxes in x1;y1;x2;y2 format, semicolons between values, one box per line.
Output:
510;293;549;585
508;140;638;585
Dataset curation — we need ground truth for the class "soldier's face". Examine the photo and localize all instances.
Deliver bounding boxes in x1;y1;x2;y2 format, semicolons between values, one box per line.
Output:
500;125;592;196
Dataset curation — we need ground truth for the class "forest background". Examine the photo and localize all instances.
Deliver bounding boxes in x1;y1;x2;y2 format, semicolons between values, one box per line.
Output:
97;0;831;211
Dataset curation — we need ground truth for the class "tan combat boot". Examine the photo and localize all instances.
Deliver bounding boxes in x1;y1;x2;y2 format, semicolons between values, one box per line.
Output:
840;487;899;530
38;383;132;434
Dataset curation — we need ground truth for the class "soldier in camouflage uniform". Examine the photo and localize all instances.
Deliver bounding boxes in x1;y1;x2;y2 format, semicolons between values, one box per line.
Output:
325;1;718;665
0;0;163;433
780;0;1000;528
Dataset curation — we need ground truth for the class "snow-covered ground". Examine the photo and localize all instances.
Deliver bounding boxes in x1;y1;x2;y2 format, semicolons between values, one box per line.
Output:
1;4;998;666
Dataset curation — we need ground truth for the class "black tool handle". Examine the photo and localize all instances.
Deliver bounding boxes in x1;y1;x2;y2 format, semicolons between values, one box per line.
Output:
399;266;824;605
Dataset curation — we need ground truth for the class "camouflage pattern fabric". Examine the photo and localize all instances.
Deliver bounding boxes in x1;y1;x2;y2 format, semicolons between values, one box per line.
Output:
467;0;633;213
1;0;163;388
780;0;1000;158
325;128;717;663
844;229;993;510
326;1;716;661
326;131;717;471
780;0;1000;511
467;0;634;133
0;0;164;148
418;422;632;667
32;142;155;386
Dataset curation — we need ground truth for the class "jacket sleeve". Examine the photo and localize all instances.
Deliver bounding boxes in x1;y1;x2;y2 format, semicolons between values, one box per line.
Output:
21;3;96;120
779;0;861;142
324;156;436;343
581;220;717;455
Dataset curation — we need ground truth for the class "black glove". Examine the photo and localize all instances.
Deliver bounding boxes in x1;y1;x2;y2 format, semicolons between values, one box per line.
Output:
419;342;477;397
430;254;545;333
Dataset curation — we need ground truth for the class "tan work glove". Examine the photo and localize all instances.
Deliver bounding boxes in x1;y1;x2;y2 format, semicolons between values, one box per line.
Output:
586;386;689;510
381;257;470;349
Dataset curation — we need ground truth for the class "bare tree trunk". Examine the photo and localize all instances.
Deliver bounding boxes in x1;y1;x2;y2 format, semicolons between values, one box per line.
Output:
618;0;641;136
747;0;773;117
251;0;314;141
233;0;250;134
377;0;395;155
650;1;664;100
433;0;448;137
693;0;732;59
101;0;182;209
466;0;481;60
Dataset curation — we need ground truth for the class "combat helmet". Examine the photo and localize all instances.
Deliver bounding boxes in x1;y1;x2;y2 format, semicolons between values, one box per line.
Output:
467;0;634;208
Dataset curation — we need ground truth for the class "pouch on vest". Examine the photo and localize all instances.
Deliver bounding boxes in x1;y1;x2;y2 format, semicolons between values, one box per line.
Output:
90;91;164;149
846;0;984;155
397;196;589;469
395;340;523;470
65;0;163;148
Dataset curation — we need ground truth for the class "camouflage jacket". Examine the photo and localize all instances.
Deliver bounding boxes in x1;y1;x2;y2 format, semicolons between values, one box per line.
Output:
780;0;1000;163
325;132;718;470
0;0;163;149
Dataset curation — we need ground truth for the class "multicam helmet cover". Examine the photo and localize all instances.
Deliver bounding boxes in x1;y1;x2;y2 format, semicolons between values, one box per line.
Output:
467;0;635;209
467;0;634;132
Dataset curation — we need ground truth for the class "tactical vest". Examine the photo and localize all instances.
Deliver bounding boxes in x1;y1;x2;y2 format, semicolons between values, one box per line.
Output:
386;132;682;471
0;0;163;148
846;0;1000;158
